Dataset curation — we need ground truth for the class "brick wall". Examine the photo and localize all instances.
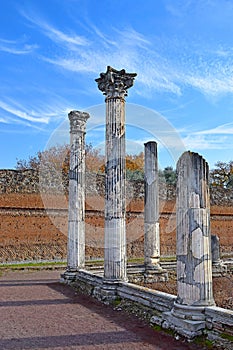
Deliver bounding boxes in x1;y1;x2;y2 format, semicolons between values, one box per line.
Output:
0;170;232;262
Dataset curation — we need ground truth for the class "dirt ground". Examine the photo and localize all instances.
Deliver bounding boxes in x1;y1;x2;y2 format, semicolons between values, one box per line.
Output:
141;272;233;310
0;269;207;350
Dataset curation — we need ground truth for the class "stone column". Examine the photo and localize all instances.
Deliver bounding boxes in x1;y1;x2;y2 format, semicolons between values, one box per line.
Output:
144;141;160;268
165;151;215;338
211;234;227;276
175;151;215;308
67;110;90;271
96;66;137;281
211;234;221;266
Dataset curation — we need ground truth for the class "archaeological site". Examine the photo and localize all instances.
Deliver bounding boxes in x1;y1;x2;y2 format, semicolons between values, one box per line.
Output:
0;66;232;346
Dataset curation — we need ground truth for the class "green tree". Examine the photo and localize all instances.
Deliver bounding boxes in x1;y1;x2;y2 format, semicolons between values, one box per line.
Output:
210;161;233;188
162;166;176;186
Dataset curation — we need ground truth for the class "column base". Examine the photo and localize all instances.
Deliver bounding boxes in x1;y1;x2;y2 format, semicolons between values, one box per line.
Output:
144;264;168;283
163;302;206;339
60;269;77;283
93;279;120;304
212;261;227;277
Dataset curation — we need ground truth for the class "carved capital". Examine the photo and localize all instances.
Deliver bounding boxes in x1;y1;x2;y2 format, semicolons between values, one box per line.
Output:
68;110;90;134
95;66;137;99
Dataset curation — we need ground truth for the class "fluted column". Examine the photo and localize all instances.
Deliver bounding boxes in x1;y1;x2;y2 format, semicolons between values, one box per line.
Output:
67;110;90;271
144;141;161;268
175;151;215;309
96;66;137;281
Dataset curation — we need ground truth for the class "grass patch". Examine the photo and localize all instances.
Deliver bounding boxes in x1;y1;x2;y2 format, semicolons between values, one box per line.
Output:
0;256;176;271
0;261;66;270
160;256;176;262
220;333;233;342
127;258;144;264
112;297;122;307
152;324;175;336
194;335;213;348
152;324;162;332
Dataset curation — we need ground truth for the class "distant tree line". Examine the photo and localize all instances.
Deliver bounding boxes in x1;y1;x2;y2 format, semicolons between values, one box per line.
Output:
15;145;233;189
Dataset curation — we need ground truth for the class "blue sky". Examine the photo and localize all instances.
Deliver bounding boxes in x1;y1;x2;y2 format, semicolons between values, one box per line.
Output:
1;0;233;170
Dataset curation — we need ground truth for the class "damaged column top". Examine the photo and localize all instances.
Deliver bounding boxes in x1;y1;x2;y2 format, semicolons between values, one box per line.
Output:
95;66;137;99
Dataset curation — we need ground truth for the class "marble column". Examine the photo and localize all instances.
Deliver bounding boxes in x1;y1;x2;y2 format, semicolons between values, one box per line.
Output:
144;141;161;268
211;234;227;276
175;151;215;308
67;110;90;271
96;66;137;281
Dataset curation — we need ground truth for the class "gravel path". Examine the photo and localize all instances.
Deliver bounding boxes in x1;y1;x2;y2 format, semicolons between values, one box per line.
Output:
0;269;206;350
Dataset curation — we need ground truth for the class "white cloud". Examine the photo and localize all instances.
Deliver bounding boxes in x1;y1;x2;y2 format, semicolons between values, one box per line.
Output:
0;117;9;123
19;9;233;99
0;100;49;123
182;134;230;150
0;38;38;55
0;99;68;125
21;11;90;49
195;122;233;135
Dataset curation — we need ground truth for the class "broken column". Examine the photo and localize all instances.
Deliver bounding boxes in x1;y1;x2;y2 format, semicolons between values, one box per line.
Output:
67;110;90;271
164;151;215;338
96;66;137;281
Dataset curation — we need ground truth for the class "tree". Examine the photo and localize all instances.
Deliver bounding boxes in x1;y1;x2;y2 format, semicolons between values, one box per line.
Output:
15;143;105;175
85;143;104;173
210;161;233;188
16;145;70;174
159;166;176;186
15;144;179;186
164;166;176;185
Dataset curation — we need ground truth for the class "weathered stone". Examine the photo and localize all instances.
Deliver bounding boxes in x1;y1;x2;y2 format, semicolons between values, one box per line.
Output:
211;234;221;264
144;142;167;282
96;66;136;281
67;111;89;270
163;151;215;339
176;151;215;308
144;142;160;267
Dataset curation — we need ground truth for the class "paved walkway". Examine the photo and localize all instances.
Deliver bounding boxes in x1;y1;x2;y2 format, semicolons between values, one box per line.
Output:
0;269;205;350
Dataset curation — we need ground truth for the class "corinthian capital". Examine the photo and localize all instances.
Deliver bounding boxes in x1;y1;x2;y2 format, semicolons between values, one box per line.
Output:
95;66;137;99
68;110;90;134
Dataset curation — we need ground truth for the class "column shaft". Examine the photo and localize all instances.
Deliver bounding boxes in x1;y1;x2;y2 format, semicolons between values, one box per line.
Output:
144;141;160;267
67;111;89;271
104;97;126;280
176;151;215;306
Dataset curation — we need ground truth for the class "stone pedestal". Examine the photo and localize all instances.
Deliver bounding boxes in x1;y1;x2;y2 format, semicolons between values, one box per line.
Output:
164;151;215;338
67;111;90;271
96;66;137;281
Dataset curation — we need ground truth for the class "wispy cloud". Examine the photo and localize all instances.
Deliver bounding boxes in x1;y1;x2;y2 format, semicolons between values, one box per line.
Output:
181;121;233;151
182;134;230;150
0;117;9;124
3;4;231;121
0;98;68;126
195;122;233;135
21;10;90;49
0;38;38;55
0;100;49;123
26;16;233;98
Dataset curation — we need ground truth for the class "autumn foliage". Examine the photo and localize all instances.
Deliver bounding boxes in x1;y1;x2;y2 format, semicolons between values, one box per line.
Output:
16;144;144;175
15;144;233;188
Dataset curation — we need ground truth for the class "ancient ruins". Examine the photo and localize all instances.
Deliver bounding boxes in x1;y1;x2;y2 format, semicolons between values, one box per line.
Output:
61;66;233;341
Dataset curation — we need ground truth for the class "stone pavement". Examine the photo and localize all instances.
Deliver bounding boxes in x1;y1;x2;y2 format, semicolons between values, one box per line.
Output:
0;269;205;350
